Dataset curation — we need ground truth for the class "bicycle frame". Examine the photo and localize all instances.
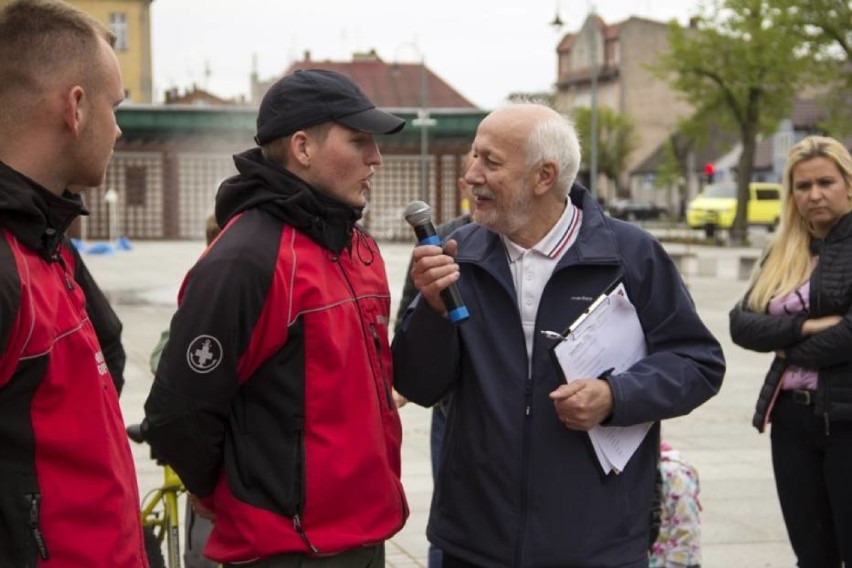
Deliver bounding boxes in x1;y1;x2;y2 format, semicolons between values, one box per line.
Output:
141;463;185;568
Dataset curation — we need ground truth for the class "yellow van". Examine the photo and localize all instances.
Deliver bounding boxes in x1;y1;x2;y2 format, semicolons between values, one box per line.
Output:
686;181;782;234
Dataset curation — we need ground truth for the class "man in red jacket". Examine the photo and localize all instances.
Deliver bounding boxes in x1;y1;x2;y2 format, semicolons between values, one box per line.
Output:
144;69;408;567
0;1;146;566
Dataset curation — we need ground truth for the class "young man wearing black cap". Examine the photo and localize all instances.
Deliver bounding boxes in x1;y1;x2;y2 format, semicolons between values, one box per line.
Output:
143;69;408;567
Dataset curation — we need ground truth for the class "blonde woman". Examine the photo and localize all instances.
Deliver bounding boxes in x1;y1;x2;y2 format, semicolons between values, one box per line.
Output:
729;136;852;567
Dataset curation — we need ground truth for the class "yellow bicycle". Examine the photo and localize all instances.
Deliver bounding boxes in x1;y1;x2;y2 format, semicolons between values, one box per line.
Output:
127;423;184;568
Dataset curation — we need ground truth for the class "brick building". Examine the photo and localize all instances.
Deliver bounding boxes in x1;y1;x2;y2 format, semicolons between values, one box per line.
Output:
555;15;692;199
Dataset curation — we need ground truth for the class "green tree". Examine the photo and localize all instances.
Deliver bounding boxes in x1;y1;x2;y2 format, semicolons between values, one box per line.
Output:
652;0;810;244
507;91;556;107
654;138;685;191
779;0;852;134
573;106;638;194
654;138;686;217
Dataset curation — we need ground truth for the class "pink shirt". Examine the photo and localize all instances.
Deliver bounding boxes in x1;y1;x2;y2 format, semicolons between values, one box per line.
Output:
768;279;818;391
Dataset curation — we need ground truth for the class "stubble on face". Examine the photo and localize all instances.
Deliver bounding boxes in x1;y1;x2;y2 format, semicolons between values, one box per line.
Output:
472;179;534;236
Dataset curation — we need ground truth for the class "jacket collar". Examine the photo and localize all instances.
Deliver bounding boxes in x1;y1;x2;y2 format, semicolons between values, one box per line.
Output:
825;211;852;242
0;161;86;258
561;184;622;266
808;211;852;255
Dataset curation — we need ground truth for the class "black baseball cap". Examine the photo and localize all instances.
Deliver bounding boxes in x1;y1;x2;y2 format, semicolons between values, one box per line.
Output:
255;69;406;145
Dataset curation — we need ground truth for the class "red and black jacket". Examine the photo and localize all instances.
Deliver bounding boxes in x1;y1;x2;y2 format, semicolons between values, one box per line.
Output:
144;149;407;564
0;162;145;567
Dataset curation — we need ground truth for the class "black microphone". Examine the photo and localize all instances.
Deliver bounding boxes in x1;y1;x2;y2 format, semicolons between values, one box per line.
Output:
403;200;470;323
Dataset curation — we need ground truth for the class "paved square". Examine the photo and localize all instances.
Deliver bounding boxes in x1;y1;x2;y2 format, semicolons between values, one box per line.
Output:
83;238;796;567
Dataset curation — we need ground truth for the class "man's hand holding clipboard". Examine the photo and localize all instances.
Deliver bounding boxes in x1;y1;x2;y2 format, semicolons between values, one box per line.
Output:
548;368;615;432
543;280;651;474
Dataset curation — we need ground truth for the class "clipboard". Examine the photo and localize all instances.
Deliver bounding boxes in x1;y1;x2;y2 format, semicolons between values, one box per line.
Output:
541;276;625;346
542;278;652;474
565;277;625;338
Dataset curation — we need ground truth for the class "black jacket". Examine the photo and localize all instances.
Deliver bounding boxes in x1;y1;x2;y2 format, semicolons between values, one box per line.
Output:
730;212;852;431
394;186;724;567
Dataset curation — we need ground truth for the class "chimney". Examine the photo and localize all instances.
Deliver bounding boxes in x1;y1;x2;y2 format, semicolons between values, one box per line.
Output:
352;49;381;62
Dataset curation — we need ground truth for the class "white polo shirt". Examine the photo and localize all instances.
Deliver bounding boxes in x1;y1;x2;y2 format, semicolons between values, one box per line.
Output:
501;200;583;372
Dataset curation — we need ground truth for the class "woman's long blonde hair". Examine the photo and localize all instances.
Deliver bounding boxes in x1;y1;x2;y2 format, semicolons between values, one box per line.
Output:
746;136;852;311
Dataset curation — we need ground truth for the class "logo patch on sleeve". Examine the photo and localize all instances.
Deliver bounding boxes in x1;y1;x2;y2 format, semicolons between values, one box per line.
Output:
186;335;223;374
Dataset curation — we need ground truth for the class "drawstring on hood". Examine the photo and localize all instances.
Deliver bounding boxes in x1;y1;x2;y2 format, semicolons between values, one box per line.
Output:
354;229;377;265
216;148;362;254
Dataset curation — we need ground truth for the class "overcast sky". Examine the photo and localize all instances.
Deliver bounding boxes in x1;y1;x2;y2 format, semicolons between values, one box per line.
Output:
151;0;702;109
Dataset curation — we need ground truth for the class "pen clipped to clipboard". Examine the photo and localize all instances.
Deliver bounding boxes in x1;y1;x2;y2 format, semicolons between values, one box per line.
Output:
542;279;652;475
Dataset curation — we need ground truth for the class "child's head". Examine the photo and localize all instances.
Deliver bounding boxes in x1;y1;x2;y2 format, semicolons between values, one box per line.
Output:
205;214;220;245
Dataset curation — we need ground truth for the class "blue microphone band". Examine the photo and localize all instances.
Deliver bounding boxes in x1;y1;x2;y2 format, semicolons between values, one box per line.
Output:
405;200;469;324
447;306;470;323
417;235;442;246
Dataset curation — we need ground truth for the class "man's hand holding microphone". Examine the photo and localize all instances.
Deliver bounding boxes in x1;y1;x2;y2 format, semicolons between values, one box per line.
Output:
404;201;469;323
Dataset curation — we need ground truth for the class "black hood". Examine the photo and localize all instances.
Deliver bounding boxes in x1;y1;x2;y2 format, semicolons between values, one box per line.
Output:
216;148;362;254
0;161;86;258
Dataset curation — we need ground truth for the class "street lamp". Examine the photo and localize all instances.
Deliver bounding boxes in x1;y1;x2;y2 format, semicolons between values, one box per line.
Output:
411;58;436;203
104;187;119;242
395;43;434;204
587;6;599;199
550;0;564;30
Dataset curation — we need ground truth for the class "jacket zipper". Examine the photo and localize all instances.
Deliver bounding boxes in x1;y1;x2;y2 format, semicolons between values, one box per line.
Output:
370;324;394;410
334;256;394;412
292;513;319;554
54;251;74;291
329;254;406;538
513;386;533;567
810;242;830;436
27;493;49;560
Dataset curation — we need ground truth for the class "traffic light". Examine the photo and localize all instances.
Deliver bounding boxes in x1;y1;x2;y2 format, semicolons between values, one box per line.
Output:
704;163;715;183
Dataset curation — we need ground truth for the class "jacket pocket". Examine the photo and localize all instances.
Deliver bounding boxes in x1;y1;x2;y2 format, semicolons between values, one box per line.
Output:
224;339;307;518
225;420;305;517
0;473;48;566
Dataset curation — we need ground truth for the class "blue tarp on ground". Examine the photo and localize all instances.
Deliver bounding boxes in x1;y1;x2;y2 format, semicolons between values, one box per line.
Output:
74;237;133;256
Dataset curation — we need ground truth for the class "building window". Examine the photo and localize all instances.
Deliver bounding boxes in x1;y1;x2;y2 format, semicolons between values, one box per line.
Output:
125;165;147;206
109;13;128;51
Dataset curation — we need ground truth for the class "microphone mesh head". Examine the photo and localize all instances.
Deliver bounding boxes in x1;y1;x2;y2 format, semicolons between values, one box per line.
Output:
404;200;432;227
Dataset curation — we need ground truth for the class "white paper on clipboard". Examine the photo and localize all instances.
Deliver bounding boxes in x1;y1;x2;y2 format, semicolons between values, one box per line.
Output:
551;283;652;474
